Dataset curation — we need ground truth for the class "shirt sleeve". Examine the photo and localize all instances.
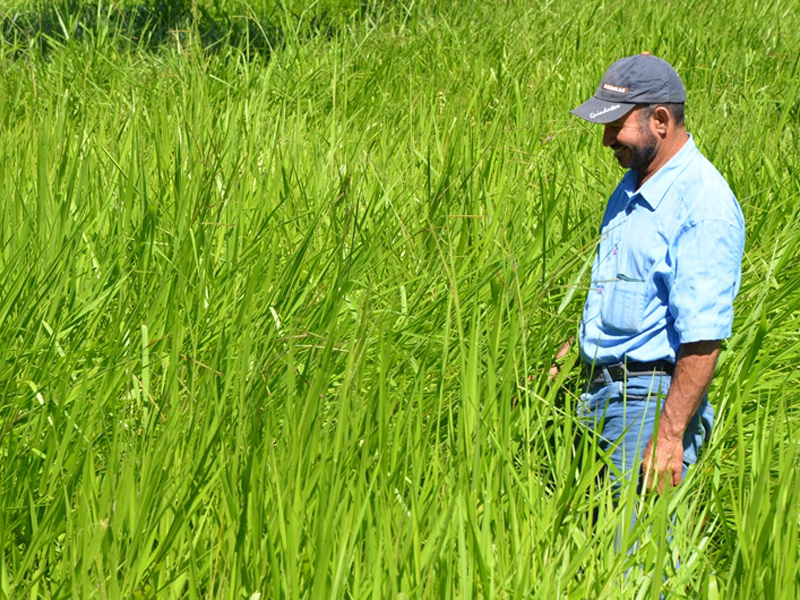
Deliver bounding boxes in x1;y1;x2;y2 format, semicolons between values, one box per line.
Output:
669;219;745;344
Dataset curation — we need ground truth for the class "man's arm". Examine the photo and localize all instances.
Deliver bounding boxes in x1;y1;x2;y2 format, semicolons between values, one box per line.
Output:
548;336;575;378
641;340;721;491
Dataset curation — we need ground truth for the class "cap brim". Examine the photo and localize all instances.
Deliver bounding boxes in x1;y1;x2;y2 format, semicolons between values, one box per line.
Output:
570;97;636;124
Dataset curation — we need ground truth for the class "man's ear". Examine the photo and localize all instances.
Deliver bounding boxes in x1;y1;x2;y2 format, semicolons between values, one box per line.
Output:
651;106;671;137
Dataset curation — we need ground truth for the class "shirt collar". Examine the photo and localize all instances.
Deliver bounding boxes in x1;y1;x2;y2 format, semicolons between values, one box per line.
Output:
622;134;698;211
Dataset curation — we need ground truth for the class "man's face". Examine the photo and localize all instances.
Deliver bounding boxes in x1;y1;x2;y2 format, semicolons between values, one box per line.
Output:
602;108;659;171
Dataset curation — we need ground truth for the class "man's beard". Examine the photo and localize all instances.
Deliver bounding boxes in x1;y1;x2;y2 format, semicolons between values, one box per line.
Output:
613;124;658;171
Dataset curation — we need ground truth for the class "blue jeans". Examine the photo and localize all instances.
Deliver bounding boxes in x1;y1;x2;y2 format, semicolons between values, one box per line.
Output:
578;371;714;488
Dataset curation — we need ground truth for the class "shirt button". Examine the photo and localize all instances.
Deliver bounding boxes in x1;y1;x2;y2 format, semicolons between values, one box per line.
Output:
612;248;618;255
597;286;604;295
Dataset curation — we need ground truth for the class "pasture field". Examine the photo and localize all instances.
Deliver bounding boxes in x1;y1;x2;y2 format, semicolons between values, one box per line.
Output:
1;0;799;597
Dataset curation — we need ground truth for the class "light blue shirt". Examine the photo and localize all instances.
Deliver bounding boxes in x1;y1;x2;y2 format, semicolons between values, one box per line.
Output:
579;135;745;365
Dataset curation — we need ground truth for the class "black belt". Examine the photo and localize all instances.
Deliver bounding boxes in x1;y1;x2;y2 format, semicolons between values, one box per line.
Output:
583;360;674;385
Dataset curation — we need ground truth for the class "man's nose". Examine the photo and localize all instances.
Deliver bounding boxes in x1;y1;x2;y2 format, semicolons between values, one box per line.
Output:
602;125;616;147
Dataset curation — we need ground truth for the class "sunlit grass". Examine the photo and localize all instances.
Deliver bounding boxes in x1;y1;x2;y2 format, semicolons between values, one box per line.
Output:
1;0;799;598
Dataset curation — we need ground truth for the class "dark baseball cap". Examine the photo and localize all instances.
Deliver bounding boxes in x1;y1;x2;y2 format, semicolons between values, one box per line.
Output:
571;53;686;124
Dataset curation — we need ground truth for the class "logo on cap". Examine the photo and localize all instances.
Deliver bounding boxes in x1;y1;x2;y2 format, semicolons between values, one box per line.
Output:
589;104;621;119
602;83;629;94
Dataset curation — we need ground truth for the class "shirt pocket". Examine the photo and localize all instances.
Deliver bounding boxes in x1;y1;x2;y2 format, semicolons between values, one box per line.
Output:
600;278;646;333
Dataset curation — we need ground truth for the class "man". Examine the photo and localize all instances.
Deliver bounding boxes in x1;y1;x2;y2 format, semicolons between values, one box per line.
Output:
569;54;745;492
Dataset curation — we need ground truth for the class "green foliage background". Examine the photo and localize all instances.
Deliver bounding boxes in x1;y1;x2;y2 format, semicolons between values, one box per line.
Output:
1;0;799;597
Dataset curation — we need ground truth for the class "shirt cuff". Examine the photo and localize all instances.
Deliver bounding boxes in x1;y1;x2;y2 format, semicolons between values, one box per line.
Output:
677;325;731;345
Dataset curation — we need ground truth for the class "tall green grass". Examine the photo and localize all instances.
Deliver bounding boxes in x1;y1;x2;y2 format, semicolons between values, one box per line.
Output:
1;0;799;597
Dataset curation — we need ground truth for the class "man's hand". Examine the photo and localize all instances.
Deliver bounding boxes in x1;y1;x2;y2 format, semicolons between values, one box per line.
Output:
641;433;684;491
640;340;721;492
